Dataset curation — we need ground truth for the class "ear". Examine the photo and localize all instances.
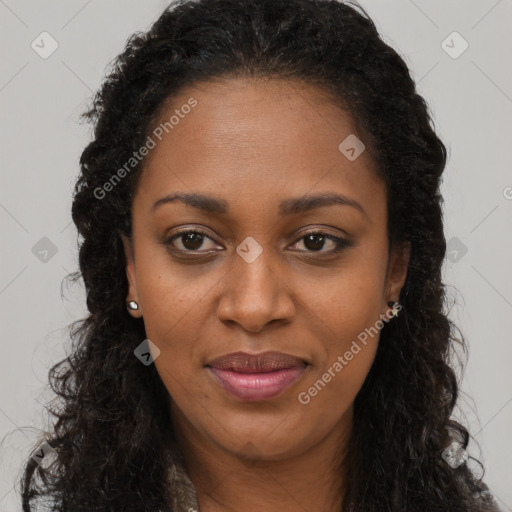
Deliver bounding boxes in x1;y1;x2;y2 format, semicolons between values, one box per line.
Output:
120;232;143;318
384;241;411;313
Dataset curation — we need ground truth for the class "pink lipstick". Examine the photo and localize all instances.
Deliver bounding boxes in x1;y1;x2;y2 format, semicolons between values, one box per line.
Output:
206;351;308;401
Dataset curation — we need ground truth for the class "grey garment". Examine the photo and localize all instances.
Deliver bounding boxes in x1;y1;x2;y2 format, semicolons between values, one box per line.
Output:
166;454;201;512
164;455;503;512
466;483;504;512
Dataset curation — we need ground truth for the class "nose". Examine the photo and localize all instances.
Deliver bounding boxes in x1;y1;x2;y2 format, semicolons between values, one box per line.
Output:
216;243;295;333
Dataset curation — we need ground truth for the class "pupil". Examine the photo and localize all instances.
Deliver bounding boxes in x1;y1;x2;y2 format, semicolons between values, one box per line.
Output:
183;233;203;250
305;234;325;251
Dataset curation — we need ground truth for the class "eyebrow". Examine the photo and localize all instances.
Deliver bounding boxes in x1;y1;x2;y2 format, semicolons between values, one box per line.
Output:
151;192;367;218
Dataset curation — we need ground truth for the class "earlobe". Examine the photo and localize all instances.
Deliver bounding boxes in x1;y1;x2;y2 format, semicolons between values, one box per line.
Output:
120;233;142;317
385;241;411;311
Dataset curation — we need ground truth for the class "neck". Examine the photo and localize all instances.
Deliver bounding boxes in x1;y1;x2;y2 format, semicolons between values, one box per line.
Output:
172;407;352;512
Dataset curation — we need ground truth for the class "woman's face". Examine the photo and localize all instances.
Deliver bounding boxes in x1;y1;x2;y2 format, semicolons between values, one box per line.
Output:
122;77;410;461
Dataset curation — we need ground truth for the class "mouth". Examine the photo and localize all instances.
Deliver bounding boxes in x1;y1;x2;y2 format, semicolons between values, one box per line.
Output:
205;351;309;402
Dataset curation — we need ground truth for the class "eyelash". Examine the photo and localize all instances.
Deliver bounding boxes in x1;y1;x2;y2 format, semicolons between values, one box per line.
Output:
162;228;351;257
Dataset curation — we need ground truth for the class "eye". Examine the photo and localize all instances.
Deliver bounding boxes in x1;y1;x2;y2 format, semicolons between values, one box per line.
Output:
162;228;351;256
289;230;350;254
163;229;221;252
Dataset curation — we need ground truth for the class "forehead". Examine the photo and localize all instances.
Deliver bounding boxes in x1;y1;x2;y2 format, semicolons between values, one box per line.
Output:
134;77;385;224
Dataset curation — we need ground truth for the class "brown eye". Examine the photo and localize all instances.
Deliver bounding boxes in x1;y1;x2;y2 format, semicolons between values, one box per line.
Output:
290;231;350;254
164;229;221;252
303;233;328;251
179;232;206;250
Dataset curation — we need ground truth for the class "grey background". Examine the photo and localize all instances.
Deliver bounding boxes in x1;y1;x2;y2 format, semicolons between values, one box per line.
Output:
1;0;511;510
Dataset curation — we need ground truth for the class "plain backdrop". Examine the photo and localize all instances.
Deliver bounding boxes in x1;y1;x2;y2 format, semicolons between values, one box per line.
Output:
1;0;511;510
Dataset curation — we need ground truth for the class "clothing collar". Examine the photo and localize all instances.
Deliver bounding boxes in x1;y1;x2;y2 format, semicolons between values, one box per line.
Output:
166;452;200;512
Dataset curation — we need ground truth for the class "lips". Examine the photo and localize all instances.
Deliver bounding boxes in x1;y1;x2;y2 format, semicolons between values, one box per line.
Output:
207;351;307;372
206;351;308;401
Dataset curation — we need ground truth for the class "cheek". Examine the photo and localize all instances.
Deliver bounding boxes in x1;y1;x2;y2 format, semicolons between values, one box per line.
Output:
136;273;208;396
135;252;211;344
294;340;377;448
298;255;386;402
310;256;386;347
297;285;384;425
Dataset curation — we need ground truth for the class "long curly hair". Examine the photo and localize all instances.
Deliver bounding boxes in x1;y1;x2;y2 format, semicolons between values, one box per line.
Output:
19;0;498;510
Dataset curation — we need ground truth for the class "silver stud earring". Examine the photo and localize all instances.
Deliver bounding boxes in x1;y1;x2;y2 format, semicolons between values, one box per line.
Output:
127;300;139;311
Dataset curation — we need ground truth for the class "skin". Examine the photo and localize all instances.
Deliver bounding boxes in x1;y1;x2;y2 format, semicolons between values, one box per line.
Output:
121;77;410;512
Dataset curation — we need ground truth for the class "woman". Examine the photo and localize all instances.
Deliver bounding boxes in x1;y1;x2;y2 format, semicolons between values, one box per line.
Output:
20;0;501;510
